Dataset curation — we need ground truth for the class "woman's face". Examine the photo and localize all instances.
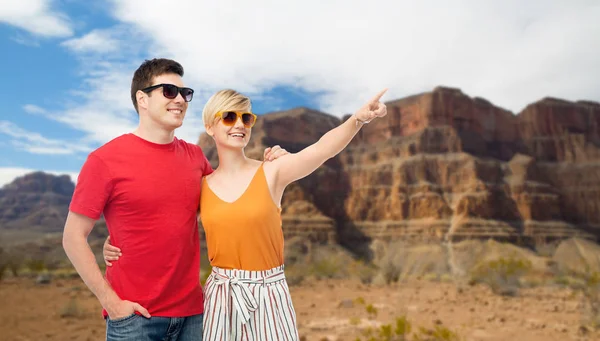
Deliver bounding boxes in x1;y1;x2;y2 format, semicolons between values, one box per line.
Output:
207;110;255;150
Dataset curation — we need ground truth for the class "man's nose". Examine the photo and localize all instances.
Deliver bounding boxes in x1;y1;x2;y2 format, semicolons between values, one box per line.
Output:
173;91;185;103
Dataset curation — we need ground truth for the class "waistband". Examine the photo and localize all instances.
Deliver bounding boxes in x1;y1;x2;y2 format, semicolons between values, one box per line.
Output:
210;264;286;285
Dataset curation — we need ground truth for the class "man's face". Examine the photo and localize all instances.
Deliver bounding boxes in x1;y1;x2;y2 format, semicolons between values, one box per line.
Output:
143;73;189;130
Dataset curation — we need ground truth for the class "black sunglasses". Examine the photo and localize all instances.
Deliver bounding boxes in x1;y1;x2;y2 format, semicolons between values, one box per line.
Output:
141;83;194;102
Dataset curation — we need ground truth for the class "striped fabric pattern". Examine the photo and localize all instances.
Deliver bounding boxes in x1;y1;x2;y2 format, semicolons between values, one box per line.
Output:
203;265;299;341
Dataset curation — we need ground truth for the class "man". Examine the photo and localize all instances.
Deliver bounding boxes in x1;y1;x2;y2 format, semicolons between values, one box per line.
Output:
62;58;287;341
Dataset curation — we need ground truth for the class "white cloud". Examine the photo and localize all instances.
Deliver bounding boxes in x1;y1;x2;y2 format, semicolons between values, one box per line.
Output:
0;0;72;38
23;104;47;115
43;22;207;145
0;121;91;155
33;58;205;146
46;62;148;143
103;0;600;115
0;167;78;188
14;0;600;158
61;29;121;54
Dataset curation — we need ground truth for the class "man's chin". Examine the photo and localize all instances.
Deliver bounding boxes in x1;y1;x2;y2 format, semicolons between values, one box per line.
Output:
167;119;184;130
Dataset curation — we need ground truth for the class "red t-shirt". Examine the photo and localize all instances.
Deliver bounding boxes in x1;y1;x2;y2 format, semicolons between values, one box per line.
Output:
69;133;213;317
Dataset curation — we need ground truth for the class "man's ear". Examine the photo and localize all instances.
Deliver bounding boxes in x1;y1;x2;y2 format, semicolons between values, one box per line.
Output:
136;90;147;111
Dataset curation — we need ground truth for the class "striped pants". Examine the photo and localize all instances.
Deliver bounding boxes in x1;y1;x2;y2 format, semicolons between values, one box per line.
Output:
202;265;299;341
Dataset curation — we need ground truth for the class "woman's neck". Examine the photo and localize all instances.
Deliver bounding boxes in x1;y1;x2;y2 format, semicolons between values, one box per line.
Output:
215;146;250;174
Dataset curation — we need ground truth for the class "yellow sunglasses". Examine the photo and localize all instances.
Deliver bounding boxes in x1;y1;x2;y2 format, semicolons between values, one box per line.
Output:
215;111;257;128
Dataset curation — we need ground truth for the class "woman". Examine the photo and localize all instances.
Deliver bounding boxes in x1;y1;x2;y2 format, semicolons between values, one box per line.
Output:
104;88;387;340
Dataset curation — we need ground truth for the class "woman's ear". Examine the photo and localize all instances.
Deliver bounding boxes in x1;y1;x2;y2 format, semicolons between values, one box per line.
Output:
205;124;214;137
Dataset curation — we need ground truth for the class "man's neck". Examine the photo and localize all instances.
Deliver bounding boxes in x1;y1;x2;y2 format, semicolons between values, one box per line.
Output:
133;124;175;145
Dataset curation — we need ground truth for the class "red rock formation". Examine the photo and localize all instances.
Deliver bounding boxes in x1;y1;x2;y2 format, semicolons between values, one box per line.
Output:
197;87;600;250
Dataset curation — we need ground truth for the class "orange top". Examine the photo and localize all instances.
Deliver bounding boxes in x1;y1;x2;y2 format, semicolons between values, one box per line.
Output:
200;163;284;271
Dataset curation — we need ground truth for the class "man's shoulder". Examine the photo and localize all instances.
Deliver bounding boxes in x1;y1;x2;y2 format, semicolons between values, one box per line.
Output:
174;136;205;154
88;134;133;159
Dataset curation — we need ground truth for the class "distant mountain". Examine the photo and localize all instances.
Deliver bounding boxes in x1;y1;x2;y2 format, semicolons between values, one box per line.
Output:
4;86;600;253
0;171;74;233
0;171;110;248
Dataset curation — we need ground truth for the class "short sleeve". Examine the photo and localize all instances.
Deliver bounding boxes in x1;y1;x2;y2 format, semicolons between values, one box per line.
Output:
202;153;214;176
69;153;114;220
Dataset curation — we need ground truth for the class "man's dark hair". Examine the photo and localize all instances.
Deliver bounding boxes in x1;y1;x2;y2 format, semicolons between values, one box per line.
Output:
131;58;185;113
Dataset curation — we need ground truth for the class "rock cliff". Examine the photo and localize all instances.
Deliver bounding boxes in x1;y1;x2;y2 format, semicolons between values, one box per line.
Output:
198;87;600;250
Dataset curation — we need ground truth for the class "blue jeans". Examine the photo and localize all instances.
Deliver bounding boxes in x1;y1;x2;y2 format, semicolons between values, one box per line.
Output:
106;313;203;341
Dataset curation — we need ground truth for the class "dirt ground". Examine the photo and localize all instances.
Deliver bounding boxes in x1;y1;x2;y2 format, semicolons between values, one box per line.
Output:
0;276;598;341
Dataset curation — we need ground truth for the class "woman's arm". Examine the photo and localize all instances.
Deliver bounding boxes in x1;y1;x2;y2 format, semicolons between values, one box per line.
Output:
273;89;387;188
103;235;121;266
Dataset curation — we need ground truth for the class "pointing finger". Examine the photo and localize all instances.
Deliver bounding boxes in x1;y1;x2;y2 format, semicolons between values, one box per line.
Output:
369;88;388;104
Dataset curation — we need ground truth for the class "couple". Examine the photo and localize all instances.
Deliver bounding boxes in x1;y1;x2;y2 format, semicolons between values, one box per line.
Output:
62;57;387;341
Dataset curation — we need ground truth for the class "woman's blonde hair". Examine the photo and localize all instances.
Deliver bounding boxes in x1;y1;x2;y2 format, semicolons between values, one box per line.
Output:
202;89;252;127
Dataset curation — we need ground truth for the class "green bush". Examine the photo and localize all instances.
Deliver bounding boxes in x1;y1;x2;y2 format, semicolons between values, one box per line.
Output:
381;260;401;284
413;325;461;341
470;256;532;296
355;315;461;341
358;316;412;341
578;271;600;330
2;249;24;277
26;258;47;274
365;304;378;319
349;260;379;285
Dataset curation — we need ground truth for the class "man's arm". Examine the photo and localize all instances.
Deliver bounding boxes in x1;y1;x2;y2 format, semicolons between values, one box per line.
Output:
62;211;150;319
263;145;289;161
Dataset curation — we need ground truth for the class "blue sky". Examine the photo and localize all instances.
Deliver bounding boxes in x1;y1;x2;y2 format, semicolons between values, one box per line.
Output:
0;1;599;187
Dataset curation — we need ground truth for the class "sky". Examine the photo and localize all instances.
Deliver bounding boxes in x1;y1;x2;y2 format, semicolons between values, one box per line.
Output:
0;0;599;187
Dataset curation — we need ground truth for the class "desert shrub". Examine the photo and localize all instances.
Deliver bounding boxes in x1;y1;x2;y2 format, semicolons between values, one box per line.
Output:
25;258;47;274
53;267;80;279
2;249;24;277
349;259;379;285
0;248;6;281
355;315;461;341
307;246;355;280
349;316;361;326
284;264;306;286
365;304;378;319
0;263;7;281
469;256;532;296
310;257;341;279
413;325;462;341
374;243;451;285
358;316;412;341
376;243;404;285
381;259;402;284
60;298;83;318
575;271;600;330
